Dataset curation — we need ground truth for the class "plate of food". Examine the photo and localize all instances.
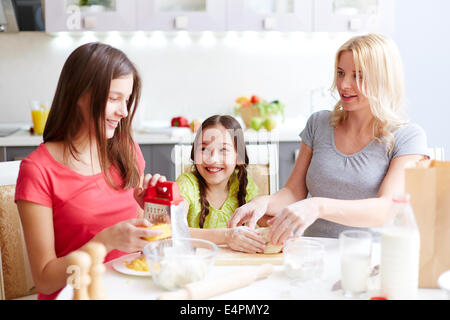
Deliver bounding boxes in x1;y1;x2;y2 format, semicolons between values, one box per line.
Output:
112;252;152;277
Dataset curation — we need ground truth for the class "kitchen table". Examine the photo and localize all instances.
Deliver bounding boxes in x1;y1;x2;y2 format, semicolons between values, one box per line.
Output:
56;237;446;300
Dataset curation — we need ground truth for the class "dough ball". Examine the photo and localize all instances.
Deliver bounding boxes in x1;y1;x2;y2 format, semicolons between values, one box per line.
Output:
256;227;283;254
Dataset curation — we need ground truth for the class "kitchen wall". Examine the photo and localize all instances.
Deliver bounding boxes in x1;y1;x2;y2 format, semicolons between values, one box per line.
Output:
0;31;347;130
392;0;450;159
0;0;449;158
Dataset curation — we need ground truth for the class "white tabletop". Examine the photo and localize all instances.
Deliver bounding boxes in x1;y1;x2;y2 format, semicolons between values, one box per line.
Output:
56;237;446;300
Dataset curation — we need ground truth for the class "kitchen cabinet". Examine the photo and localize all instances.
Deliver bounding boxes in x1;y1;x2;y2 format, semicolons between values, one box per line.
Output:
0;144;176;177
44;0;396;33
139;144;176;180
142;141;297;185
136;0;226;32
227;0;312;32
45;0;137;32
141;142;294;185
1;140;297;189
0;146;37;161
313;0;395;33
278;141;300;188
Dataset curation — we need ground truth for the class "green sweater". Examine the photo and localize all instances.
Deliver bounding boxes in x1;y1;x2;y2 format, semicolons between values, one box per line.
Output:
176;171;259;229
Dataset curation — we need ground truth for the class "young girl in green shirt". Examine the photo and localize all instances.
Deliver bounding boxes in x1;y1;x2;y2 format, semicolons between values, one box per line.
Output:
176;115;266;253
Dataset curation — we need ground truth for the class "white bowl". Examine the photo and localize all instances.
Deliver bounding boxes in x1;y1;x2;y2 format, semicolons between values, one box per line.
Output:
143;238;218;291
438;270;450;299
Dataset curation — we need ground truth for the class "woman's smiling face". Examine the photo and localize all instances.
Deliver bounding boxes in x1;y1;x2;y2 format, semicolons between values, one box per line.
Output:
336;50;370;112
194;124;237;188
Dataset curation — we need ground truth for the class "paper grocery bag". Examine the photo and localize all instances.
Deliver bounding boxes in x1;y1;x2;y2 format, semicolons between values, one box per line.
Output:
405;160;450;288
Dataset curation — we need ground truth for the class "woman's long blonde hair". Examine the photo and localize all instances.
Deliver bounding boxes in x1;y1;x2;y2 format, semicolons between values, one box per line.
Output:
329;34;407;152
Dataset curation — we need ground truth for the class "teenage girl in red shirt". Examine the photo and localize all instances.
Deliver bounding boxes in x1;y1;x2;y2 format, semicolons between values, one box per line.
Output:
15;42;166;300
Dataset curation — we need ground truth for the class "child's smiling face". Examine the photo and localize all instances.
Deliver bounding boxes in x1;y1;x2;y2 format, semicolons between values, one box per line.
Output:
194;124;237;188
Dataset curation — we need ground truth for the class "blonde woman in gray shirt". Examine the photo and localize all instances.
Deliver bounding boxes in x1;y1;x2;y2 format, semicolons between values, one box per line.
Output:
228;34;428;244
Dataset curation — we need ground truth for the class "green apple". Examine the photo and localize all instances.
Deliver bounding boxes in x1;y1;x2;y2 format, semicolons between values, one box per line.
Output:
263;118;276;131
250;117;263;131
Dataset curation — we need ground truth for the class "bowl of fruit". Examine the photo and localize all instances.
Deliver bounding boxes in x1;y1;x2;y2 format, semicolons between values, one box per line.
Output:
234;95;285;131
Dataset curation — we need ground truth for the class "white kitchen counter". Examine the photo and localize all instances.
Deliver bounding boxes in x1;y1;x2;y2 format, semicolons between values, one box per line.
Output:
0;128;302;147
0;129;44;147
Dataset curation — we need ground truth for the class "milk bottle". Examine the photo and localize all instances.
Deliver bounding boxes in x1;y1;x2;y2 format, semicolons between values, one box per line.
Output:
380;194;420;300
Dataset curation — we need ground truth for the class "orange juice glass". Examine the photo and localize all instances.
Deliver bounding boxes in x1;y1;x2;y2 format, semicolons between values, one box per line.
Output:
31;101;49;135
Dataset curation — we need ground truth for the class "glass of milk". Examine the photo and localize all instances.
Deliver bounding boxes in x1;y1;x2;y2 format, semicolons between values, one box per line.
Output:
339;230;373;298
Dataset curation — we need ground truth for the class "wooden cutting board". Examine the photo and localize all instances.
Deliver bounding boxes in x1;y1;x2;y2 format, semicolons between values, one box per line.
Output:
214;246;283;266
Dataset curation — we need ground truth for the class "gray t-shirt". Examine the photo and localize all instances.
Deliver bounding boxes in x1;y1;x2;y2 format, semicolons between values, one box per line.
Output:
299;110;428;238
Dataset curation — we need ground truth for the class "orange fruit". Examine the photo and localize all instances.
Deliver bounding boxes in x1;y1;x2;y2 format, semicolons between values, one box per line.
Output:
190;120;201;133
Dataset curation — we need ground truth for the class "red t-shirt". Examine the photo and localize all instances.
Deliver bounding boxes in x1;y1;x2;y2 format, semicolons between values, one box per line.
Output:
15;142;145;300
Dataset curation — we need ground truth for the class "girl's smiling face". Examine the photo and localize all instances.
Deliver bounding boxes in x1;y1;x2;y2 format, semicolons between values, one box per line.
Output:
78;73;133;140
194;124;237;188
104;74;133;139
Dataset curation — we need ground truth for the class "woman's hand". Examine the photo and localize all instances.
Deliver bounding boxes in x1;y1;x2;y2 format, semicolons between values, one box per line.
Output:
227;196;270;229
94;218;163;253
267;198;320;245
225;226;266;253
134;173;167;210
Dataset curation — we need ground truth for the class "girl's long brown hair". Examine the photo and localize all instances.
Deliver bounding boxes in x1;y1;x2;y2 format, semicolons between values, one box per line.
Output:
43;42;141;189
190;115;249;228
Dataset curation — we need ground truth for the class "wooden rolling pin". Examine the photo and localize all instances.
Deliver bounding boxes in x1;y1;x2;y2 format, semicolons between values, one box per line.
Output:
157;264;274;300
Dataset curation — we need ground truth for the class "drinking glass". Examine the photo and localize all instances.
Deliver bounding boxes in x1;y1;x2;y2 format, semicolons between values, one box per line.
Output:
30;100;49;135
339;230;373;297
283;237;325;283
